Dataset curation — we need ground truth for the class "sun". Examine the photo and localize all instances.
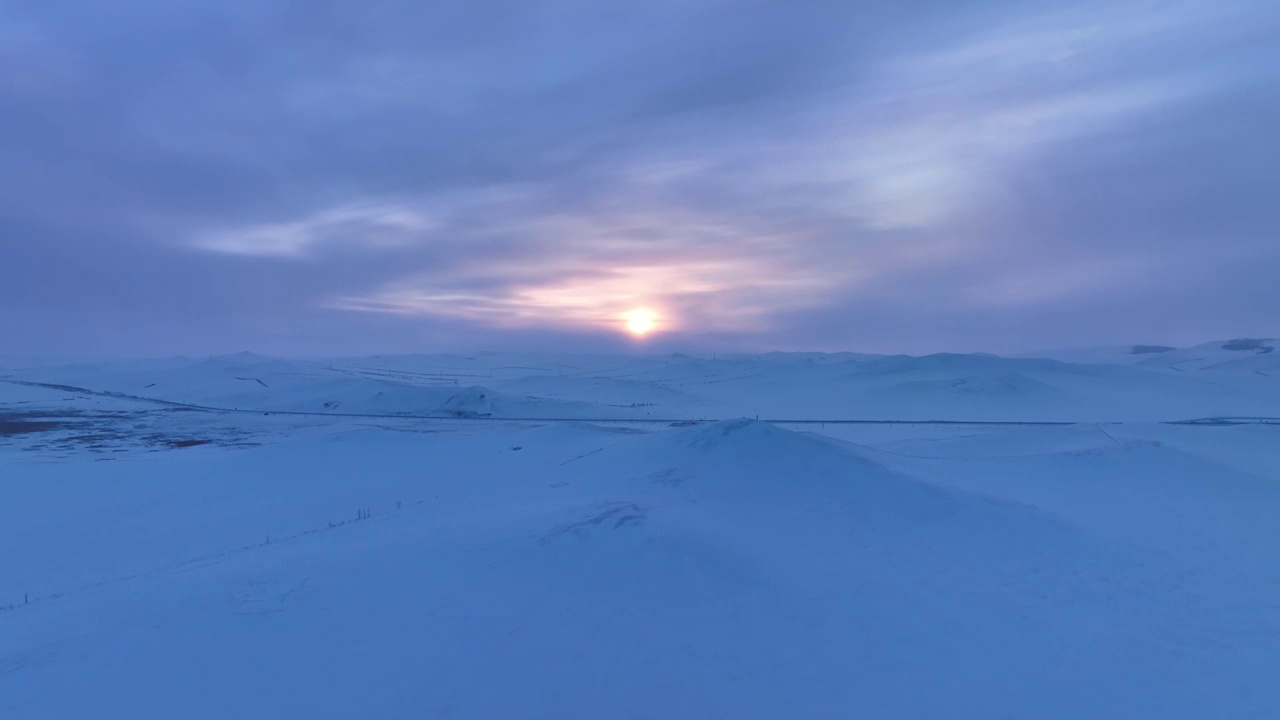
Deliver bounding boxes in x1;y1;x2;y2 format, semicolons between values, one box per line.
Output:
623;308;657;337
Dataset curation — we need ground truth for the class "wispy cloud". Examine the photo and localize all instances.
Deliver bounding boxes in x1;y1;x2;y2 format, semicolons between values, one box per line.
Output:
774;0;1239;232
193;202;438;258
314;0;1247;333
331;203;842;333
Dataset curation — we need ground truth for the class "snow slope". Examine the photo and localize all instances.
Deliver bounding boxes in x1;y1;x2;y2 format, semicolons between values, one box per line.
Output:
8;340;1278;421
4;354;653;419
1037;337;1280;373
3;347;1280;718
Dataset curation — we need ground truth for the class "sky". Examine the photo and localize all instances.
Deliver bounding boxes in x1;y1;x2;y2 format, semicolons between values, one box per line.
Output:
2;0;1278;357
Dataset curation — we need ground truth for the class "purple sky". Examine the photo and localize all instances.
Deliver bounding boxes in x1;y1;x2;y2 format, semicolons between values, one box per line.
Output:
2;0;1278;357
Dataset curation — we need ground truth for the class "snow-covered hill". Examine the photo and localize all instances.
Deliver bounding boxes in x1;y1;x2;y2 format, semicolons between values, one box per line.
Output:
7;340;1277;422
3;345;1279;718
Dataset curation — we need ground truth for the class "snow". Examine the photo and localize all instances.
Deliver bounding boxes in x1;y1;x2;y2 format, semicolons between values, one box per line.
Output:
1035;337;1279;374
2;343;1279;718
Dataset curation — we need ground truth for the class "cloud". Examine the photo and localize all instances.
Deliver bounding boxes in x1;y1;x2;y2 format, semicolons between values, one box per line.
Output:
2;0;1278;354
757;0;1251;232
330;201;845;333
310;0;1260;334
193;202;437;258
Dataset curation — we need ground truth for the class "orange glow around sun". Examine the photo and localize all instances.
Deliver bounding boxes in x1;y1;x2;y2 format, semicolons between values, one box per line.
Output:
623;308;657;337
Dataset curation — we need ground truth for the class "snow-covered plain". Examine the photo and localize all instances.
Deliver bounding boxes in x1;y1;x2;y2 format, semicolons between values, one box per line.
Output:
2;340;1278;718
